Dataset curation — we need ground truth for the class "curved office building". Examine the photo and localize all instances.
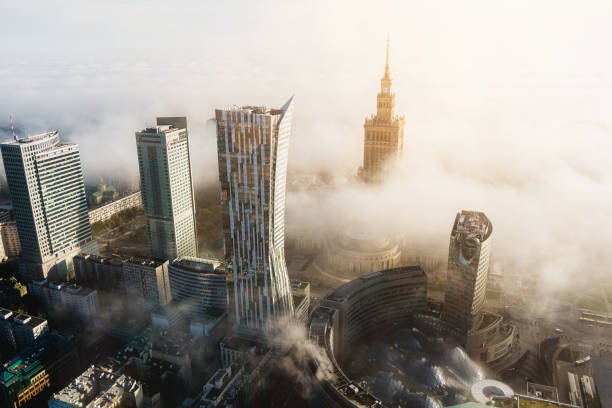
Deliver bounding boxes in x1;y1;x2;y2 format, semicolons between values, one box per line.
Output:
167;257;227;314
307;266;512;407
307;266;428;408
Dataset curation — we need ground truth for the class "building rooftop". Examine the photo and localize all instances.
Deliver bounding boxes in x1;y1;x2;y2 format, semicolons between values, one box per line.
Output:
0;307;46;329
217;103;290;117
80;254;124;266
221;335;267;355
220;105;270;115
1;130;58;146
325;266;426;303
170;257;223;274
0;307;13;320
0;332;75;385
453;211;493;241
201;363;242;404
34;280;96;297
50;365;141;406
335;226;396;252
137;124;183;135
125;256;167;268
115;326;190;370
12;313;47;329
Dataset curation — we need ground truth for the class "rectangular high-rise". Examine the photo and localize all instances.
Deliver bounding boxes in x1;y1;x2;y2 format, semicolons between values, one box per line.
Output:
136;117;197;260
123;257;171;309
1;132;94;279
216;97;295;333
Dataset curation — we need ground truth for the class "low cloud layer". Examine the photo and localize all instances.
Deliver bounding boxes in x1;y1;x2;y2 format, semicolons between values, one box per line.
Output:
1;1;611;296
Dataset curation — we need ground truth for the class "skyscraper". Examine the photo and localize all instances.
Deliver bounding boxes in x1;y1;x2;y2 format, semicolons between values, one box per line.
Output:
442;210;493;346
135;117;197;260
359;37;405;183
216;97;295;334
1;132;94;280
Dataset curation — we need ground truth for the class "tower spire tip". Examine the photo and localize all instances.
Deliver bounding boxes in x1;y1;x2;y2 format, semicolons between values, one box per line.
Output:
385;34;390;76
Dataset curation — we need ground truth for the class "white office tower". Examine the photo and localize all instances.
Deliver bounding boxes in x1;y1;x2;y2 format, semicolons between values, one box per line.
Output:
216;97;295;335
0;132;95;280
135;117;198;260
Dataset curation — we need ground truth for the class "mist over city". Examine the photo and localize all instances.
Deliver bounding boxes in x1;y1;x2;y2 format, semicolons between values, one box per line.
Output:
0;1;611;408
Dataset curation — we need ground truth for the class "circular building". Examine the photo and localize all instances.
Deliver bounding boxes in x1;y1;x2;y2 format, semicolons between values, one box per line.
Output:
307;267;511;408
324;227;401;278
308;266;428;407
471;379;514;404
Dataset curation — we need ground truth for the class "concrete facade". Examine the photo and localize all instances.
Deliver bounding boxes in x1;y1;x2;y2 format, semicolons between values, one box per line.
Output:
136;118;197;260
0;131;94;280
122;257;171;309
88;192;142;224
0;220;21;260
28;280;99;319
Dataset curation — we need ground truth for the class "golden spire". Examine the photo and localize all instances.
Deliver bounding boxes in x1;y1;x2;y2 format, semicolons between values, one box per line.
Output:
385;34;390;77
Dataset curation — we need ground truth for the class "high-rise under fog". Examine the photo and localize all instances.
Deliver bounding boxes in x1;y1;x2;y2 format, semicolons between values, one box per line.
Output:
359;38;405;183
442;210;493;346
216;98;295;335
135;117;198;260
0;132;94;280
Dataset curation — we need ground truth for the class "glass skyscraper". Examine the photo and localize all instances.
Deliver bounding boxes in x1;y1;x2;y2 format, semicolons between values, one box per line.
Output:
135;117;198;260
442;210;493;346
1;132;93;279
216;97;294;334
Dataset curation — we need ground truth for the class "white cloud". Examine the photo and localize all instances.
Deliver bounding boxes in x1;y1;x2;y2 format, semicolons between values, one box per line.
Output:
1;1;612;294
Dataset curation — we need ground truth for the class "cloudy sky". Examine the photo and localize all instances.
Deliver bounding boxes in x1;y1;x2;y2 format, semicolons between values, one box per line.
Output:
1;0;612;292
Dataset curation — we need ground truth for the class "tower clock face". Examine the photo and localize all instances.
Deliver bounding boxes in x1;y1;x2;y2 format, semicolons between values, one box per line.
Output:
383;87;389;93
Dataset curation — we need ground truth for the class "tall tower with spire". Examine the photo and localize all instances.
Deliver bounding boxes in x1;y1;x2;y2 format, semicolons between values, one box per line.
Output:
359;36;405;183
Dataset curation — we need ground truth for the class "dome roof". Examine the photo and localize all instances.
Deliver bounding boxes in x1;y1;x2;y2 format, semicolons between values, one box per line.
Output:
335;226;395;252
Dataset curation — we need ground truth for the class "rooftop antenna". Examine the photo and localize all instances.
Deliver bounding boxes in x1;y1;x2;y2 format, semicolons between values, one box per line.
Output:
9;115;16;141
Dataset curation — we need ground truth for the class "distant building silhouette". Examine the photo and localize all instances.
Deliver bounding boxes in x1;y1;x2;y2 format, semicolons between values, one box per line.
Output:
359;37;405;183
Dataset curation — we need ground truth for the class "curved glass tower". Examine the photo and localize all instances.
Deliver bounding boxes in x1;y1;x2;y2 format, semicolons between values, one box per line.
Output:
216;97;295;334
442;210;493;346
